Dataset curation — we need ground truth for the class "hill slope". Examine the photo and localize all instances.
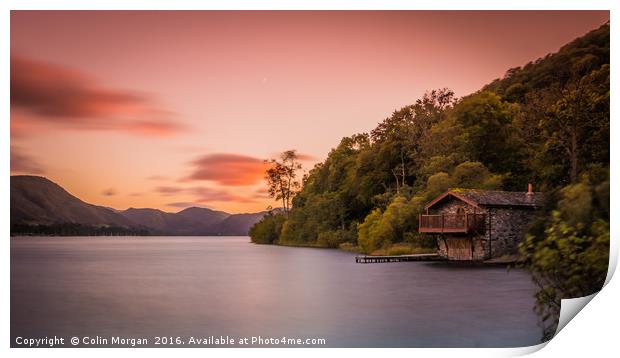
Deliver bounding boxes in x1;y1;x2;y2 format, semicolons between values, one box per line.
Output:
209;211;270;236
176;207;230;228
11;175;135;227
120;207;234;235
11;175;270;236
120;208;198;235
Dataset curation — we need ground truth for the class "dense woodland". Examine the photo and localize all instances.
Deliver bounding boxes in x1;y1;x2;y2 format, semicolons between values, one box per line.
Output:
250;23;610;339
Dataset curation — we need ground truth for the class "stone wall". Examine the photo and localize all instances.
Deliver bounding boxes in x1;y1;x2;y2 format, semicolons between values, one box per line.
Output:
472;235;487;260
487;207;537;258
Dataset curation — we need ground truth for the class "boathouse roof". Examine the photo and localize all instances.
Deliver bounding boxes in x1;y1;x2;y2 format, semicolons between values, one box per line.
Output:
424;188;545;210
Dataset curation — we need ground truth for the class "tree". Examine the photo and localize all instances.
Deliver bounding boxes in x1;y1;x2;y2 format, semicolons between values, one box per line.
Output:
357;196;418;254
372;89;457;192
357;208;384;254
447;91;523;175
519;177;609;341
249;211;286;244
540;64;609;184
265;150;302;216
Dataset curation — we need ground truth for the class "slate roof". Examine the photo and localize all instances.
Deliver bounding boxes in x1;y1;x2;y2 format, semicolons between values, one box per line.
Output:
425;188;545;210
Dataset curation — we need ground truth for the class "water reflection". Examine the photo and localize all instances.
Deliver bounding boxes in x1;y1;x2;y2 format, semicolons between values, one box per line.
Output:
11;236;540;347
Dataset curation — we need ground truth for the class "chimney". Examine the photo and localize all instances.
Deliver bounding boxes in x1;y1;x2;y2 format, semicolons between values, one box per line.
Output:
527;183;533;194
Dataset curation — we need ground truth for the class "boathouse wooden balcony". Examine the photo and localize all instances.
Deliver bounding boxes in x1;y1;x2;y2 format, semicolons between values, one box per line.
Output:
418;213;486;233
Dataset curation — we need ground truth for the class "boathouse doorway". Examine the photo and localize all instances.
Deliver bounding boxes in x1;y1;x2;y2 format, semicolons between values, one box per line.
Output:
446;238;472;261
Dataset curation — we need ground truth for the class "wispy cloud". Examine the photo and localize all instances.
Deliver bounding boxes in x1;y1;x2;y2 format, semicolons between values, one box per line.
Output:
254;187;271;199
191;187;258;204
296;153;318;161
11;55;184;137
155;186;185;195
10;146;44;174
184;153;269;186
147;175;169;181
102;188;117;196
154;185;261;204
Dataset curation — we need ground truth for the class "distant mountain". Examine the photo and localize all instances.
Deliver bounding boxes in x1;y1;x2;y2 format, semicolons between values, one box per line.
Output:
10;175;271;236
120;208;198;235
11;176;135;228
209;211;270;236
176;207;230;228
120;207;233;235
120;207;263;236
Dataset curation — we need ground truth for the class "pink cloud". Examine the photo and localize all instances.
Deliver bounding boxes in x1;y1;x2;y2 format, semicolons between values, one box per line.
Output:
154;184;260;204
254;187;271;199
191;187;258;204
184;153;269;186
10;146;44;174
155;186;185;195
11;55;184;137
147;175;169;181
102;188;117;196
296;153;318;161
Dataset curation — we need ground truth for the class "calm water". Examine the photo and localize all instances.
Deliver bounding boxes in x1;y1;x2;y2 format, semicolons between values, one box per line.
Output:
11;236;541;347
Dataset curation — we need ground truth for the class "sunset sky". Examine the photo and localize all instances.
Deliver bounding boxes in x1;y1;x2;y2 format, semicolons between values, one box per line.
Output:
10;11;609;213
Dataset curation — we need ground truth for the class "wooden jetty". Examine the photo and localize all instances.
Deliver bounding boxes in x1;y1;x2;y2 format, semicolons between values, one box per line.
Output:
355;253;440;264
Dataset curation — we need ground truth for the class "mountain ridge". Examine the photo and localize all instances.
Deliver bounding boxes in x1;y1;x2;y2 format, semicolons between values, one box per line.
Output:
10;175;272;236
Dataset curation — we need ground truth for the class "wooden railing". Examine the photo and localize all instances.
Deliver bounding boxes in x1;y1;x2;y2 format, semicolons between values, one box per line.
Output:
418;213;486;233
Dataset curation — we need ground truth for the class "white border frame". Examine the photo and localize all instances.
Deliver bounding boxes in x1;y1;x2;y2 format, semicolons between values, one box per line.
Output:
2;1;616;357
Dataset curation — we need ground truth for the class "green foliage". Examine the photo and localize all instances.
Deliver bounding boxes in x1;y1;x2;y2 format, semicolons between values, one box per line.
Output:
249;212;286;244
357;209;384;254
450;91;523;175
451;161;503;189
411;161;502;214
487;23;609;189
317;228;356;248
519;177;609;341
356;196;420;254
373;243;436;256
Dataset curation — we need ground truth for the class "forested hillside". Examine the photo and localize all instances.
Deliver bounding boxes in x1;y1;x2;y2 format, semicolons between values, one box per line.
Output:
250;23;610;339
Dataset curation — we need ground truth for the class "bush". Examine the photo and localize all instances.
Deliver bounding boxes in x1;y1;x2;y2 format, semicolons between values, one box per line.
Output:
316;230;342;248
357;209;385;254
249;212;286;244
404;232;436;249
357;196;418;254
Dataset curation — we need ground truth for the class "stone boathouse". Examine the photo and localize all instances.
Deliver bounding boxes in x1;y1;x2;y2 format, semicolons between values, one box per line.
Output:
418;186;544;261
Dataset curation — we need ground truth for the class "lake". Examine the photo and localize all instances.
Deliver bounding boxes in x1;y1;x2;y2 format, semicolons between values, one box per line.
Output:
11;236;541;347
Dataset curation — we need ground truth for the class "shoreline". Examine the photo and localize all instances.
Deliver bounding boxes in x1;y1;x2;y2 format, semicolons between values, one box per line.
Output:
11;236;520;265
